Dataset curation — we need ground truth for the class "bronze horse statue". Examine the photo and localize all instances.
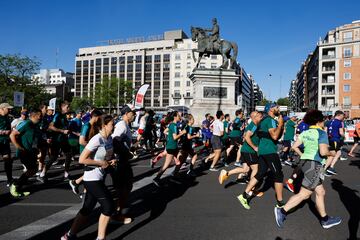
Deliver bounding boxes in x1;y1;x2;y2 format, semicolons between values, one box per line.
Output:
191;26;238;70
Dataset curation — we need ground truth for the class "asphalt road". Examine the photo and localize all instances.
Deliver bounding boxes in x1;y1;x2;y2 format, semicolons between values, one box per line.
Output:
0;145;359;240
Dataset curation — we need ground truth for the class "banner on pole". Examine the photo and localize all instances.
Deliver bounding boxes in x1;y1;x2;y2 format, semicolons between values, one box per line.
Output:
49;98;57;113
134;84;150;109
13;92;24;107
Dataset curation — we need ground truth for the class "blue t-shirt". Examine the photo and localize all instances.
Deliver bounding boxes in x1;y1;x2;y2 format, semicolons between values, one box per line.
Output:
69;118;82;139
327;119;343;142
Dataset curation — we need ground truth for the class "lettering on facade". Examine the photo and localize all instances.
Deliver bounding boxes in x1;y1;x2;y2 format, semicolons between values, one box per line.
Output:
106;34;164;46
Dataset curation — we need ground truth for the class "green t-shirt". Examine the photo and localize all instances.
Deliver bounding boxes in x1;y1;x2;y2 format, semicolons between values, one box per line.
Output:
241;121;259;154
229;117;243;138
0;115;11;144
283;120;296;141
258;116;279;155
16;120;39;152
222;121;229;140
299;126;329;164
51;112;68;143
166;123;178;150
79;122;91;153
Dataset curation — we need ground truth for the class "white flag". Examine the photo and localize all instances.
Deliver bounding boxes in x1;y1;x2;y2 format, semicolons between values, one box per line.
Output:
134;84;150;109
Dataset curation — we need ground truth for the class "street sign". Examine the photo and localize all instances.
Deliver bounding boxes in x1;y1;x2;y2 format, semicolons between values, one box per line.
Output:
49;98;56;113
13;92;24;107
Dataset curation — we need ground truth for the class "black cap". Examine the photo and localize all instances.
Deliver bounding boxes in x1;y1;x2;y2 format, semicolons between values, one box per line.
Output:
121;105;135;115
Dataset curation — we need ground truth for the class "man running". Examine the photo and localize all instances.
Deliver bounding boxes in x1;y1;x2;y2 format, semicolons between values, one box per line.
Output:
280;113;297;166
238;103;285;209
9;109;42;197
219;111;262;186
324;110;345;175
0;103;14;187
226;109;245;167
274;109;341;229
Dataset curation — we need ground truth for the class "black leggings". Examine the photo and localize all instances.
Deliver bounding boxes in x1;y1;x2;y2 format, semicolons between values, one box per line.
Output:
45;141;71;171
80;180;115;217
255;154;284;183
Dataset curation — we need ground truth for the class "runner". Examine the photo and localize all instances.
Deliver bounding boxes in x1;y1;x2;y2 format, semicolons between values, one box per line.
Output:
280;113;297;166
238;103;285;209
274;109;342;229
69;109;102;195
219;111;262;186
348;120;360;157
208;110;225;171
68;110;83;159
324;110;345;175
202;113;212;149
0;103;14;187
111;105;135;224
153;111;186;187
36;104;50;176
9;109;42;197
39;100;72;182
61;115;117;240
226;109;245;167
11;109;28;130
221;114;230;166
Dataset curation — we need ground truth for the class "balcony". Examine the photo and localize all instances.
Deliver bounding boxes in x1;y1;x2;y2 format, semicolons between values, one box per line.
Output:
322;66;335;72
322;91;335;95
183;94;193;99
322;54;336;59
172;93;182;99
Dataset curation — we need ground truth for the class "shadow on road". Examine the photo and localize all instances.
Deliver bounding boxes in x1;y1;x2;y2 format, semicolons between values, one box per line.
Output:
331;179;359;240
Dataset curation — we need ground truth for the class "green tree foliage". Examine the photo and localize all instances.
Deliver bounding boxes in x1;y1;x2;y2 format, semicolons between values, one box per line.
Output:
70;96;92;112
258;97;271;106
276;97;290;106
94;77;133;112
0;54;52;110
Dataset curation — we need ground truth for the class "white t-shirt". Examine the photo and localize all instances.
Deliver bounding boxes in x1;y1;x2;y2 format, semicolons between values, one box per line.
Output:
212;119;224;136
83;133;114;181
112;120;132;148
139;115;147;130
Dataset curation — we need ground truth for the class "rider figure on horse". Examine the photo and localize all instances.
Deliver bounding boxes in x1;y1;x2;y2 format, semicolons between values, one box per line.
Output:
204;18;220;53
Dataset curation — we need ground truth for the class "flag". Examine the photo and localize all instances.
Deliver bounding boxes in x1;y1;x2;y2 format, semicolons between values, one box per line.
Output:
13;92;24;107
134;84;150;109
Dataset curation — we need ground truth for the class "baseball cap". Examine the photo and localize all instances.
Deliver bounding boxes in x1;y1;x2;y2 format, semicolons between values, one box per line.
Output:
0;103;13;109
289;113;298;119
120;105;135;115
264;102;277;113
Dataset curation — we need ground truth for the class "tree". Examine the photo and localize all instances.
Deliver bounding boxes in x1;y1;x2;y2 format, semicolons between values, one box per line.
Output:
258;97;271;106
276;97;290;106
94;77;133;113
71;96;92;111
0;54;51;110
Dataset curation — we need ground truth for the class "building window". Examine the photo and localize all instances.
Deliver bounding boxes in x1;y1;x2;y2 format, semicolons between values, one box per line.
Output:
186;91;191;97
174;81;180;87
163;63;170;70
211;55;217;59
344;59;351;67
343;96;351;105
343;31;353;42
344;72;352;80
187;72;190;77
343;85;351;92
211;63;217;69
175;54;181;60
343;47;352;58
199;62;206;69
186;81;191;87
174;72;181;78
187;62;191;69
187;53;191;59
174;99;180;105
175;63;181;69
163;54;170;62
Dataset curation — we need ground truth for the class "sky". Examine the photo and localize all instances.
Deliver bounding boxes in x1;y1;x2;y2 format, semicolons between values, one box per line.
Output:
1;0;359;101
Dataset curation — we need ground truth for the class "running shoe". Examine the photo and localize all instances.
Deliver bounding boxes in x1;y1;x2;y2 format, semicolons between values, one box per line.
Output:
209;167;219;172
234;162;242;167
326;167;337;175
111;214;132;225
61;232;77;240
152;178;161;187
237;194;250;209
274;207;286;228
235;178;248;185
285;181;295;193
35;171;41;176
37;176;46;183
321;216;342;229
187;169;197;177
218;170;228;184
69;180;80;195
340;157;348;161
9;184;30;198
284;160;293;167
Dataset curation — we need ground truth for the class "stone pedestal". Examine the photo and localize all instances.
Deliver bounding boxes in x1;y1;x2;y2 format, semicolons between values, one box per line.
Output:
189;68;240;126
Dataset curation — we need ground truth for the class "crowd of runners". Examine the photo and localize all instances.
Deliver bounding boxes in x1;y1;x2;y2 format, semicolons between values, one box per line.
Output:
0;100;350;240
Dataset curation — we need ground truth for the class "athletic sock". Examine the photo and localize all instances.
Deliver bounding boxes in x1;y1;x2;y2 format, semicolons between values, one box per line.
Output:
320;215;329;222
243;191;251;199
277;200;285;207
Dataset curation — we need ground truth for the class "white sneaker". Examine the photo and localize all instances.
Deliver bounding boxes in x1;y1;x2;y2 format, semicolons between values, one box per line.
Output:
340;157;348;161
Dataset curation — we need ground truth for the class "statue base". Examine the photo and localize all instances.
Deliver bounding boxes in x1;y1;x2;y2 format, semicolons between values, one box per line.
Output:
189;68;240;126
